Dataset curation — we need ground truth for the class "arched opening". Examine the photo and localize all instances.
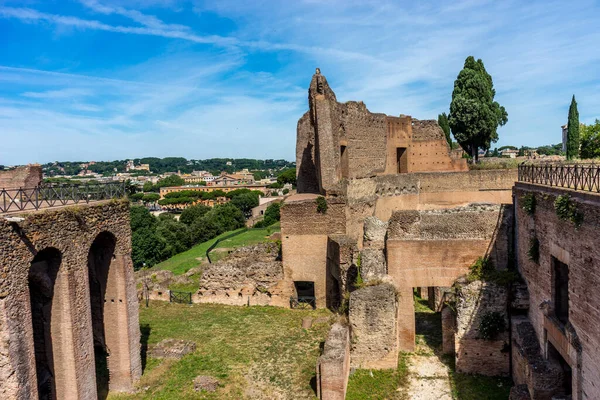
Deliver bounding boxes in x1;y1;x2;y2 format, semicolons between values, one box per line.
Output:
88;232;117;399
28;247;61;400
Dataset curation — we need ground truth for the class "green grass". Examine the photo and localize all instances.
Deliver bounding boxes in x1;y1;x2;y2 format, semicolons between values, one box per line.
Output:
443;355;512;400
109;301;331;400
153;223;280;276
346;353;409;400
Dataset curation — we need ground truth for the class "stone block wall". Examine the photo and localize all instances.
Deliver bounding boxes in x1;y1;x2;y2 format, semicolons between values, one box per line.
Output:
514;183;600;399
455;279;510;377
317;323;350;400
349;282;399;369
0;200;141;399
0;165;42;189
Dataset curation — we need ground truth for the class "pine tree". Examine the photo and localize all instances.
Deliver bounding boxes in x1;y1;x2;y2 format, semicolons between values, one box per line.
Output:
449;56;508;163
437;112;452;146
566;95;580;160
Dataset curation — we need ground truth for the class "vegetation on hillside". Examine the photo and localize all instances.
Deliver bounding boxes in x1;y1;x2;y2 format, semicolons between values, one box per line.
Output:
580;119;600;159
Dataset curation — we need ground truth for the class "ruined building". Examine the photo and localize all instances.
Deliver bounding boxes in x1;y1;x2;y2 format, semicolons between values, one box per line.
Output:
0;167;141;399
280;70;600;400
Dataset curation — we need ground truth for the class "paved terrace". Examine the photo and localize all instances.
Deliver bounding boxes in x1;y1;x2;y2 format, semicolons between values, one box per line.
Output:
0;181;127;215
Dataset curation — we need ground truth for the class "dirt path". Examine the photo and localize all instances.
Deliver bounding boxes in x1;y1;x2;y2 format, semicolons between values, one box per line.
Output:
401;296;452;399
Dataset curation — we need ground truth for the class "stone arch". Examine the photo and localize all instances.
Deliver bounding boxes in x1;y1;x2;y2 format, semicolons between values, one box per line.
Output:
28;247;74;400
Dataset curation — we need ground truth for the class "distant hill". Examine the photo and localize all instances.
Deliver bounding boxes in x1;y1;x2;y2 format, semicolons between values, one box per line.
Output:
42;157;294;176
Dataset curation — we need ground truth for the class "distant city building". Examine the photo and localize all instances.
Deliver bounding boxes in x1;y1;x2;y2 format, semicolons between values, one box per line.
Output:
125;160;150;172
160;184;270;198
562;124;568;153
500;149;519;158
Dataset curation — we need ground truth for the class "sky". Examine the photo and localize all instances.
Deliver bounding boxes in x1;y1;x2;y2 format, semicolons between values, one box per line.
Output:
1;0;599;165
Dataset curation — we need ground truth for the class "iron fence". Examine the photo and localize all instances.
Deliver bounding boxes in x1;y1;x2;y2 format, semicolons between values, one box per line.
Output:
518;163;600;193
169;290;192;304
0;181;126;213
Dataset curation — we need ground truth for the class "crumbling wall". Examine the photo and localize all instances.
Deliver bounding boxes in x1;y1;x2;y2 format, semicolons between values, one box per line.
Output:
317;323;350;400
349;282;399;369
514;183;600;399
0;165;42;189
0;200;141;399
454;279;510;377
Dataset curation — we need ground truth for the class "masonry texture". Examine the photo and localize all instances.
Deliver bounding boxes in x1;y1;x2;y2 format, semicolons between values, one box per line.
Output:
0;165;42;189
0;200;141;399
514;183;600;399
317;323;350;400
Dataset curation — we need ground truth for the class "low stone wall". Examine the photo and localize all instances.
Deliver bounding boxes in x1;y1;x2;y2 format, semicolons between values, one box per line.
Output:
455;279;510;377
317;323;350;400
349;282;399;369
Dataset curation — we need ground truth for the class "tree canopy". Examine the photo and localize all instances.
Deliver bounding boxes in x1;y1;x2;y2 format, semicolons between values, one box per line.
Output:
276;168;296;186
437;112;451;146
566;96;580;160
449;56;508;162
580;120;600;159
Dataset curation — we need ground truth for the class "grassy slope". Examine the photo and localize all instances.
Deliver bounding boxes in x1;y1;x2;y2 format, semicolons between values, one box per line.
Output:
109;302;331;400
153;223;280;275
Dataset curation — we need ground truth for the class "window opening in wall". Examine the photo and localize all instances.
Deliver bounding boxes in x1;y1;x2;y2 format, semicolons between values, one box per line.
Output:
548;341;572;396
553;256;569;325
292;281;316;309
397;147;408;173
340;145;349;178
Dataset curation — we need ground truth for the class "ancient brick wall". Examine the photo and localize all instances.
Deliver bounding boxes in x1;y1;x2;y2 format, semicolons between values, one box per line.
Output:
0;200;141;399
0;165;42;189
515;183;600;399
317;323;350;400
455;280;510;377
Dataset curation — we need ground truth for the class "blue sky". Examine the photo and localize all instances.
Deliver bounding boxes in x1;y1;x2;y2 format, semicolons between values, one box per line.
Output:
1;0;599;165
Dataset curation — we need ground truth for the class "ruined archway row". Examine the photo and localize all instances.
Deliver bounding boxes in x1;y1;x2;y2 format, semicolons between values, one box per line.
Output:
0;201;141;399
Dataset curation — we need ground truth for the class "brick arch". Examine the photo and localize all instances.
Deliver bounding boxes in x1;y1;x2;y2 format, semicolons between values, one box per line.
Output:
28;247;78;399
87;230;132;397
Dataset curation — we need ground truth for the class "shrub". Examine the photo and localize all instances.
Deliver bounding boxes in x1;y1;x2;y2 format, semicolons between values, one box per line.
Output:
316;196;328;214
478;311;506;340
467;257;520;285
521;193;536;215
528;237;540;263
554;194;583;227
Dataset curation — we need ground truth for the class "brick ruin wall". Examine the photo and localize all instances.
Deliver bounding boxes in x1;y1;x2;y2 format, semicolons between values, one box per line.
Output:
0;200;141;399
280;197;346;307
514;183;600;399
0;165;42;189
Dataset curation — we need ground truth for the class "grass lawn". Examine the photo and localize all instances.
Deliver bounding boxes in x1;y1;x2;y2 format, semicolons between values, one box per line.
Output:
153;223;280;275
346;353;409;400
109;301;331;400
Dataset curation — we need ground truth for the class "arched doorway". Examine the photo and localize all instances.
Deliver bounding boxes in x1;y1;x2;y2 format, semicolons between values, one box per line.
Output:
28;248;61;400
88;232;117;399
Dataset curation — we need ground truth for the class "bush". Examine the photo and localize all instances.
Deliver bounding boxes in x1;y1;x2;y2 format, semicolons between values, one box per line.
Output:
478;311;506;340
521;193;536;215
180;204;210;226
528;237;540;263
467;257;520;285
554;194;583;227
316;196;328;214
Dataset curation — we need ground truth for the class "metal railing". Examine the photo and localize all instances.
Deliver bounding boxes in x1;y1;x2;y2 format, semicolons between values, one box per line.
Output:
1;181;126;213
169;290;192;304
518;163;600;193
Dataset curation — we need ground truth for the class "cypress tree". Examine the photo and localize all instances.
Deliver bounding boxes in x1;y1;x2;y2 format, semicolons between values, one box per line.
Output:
566;95;580;160
438;112;452;146
449;56;508;163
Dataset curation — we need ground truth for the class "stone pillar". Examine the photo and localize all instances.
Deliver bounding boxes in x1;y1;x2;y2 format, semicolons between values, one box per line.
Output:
349;282;400;368
397;285;415;352
441;306;455;355
317;323;350;400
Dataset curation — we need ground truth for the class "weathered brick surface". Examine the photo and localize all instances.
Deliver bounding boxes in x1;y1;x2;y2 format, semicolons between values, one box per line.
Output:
455;280;510;377
0;200;141;398
0;165;42;189
349;283;399;369
280;197;346;236
441;306;456;355
317;323;350;400
514;183;600;399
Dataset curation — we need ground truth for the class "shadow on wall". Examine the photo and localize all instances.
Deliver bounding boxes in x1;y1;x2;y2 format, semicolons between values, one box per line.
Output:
299;142;319;194
140;324;152;373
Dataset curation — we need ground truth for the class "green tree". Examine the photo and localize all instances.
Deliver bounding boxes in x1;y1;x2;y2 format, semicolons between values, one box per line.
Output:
180;204;211;226
156;218;192;257
566;96;580;160
277;168;297;186
580;120;600;159
449;56;508;163
437;112;452;146
143;181;154;192
130;193;144;202
131;227;165;269
190;216;221;243
156;175;185;188
142;193;160;203
230;192;259;217
204;203;245;233
130;205;157;232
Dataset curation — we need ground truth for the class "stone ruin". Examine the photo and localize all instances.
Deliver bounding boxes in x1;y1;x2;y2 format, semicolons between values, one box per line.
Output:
0;199;141;399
